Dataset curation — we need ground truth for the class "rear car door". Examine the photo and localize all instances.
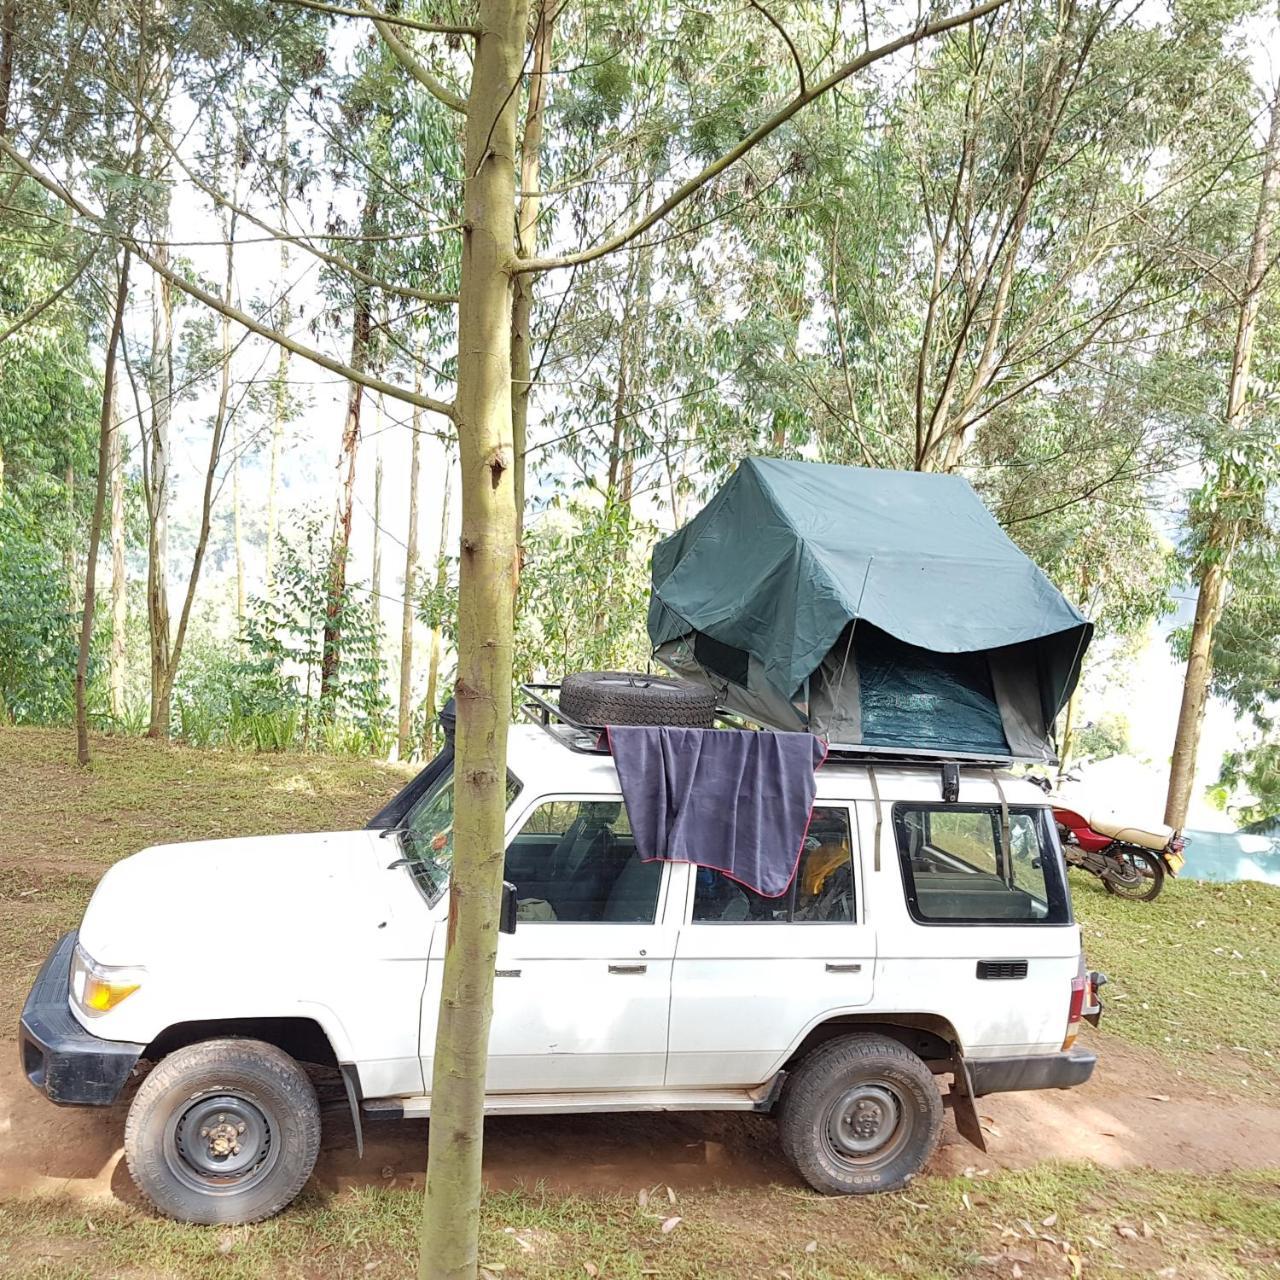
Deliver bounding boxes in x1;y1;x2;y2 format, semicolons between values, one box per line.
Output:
666;804;876;1088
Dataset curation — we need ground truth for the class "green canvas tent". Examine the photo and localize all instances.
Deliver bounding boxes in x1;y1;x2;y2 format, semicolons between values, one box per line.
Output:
647;458;1092;762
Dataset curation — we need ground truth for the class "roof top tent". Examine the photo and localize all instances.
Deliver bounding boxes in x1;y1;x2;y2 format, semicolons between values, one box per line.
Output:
648;458;1093;764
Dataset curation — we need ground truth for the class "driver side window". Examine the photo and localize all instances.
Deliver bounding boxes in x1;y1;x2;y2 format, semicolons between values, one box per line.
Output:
504;798;662;924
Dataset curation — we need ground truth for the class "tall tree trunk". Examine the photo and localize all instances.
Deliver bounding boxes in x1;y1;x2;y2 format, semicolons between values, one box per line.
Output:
145;256;174;737
76;252;131;765
510;0;555;547
0;0;16;138
419;1;527;1273
109;386;127;720
421;455;452;761
398;377;423;759
1166;86;1280;829
232;417;245;624
320;197;376;705
265;120;290;596
372;440;383;649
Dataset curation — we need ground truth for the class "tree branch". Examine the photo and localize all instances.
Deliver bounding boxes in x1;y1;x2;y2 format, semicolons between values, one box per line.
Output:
275;0;478;36
0;139;456;419
364;3;468;114
516;0;1011;274
0;248;95;344
746;0;806;97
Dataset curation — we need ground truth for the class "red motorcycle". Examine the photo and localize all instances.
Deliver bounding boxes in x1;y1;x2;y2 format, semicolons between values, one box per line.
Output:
1033;779;1186;901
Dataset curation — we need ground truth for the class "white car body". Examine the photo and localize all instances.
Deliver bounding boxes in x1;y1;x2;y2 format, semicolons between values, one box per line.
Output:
60;725;1093;1116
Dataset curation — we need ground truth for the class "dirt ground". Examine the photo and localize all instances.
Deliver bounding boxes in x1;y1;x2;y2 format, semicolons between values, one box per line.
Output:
4;1029;1278;1210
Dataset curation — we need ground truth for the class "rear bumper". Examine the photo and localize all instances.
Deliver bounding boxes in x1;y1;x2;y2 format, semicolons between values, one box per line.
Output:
968;1049;1097;1097
19;932;144;1107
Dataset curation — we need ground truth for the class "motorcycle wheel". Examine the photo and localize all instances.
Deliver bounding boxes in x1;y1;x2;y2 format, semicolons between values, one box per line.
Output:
1102;847;1165;901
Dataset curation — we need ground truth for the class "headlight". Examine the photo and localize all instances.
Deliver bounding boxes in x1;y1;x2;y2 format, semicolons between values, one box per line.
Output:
69;942;143;1016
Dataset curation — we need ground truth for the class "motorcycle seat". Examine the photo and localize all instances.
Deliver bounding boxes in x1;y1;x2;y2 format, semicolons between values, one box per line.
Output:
1087;809;1174;851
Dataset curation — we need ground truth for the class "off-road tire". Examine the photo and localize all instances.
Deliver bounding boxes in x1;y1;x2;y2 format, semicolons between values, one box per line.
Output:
559;671;716;728
777;1033;943;1195
124;1038;321;1224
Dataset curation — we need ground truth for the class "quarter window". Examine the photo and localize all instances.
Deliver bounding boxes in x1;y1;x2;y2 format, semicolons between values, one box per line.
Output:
893;804;1069;925
504;799;661;923
692;807;856;923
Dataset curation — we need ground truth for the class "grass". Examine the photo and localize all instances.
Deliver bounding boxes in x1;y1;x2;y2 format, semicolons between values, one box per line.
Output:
2;1166;1278;1279
1070;869;1280;1093
2;725;1280;1276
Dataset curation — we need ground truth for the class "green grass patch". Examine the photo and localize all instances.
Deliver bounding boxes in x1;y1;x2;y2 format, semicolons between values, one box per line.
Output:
1071;869;1280;1092
2;1166;1278;1279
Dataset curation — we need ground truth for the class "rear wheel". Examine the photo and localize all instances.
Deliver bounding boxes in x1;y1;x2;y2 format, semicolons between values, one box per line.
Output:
124;1038;320;1224
777;1033;943;1194
1102;846;1165;901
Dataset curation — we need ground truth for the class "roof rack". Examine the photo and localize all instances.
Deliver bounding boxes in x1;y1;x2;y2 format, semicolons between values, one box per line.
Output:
518;682;1029;769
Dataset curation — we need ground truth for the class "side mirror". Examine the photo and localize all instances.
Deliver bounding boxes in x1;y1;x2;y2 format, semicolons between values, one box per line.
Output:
499;881;518;934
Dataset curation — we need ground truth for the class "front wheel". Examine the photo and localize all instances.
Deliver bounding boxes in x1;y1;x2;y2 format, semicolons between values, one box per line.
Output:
124;1038;321;1223
777;1033;943;1194
1102;846;1165;901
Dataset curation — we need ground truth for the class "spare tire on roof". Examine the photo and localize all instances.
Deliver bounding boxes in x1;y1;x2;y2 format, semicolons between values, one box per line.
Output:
559;671;717;728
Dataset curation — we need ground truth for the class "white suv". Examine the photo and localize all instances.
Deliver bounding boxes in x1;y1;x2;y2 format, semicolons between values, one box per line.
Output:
20;722;1101;1223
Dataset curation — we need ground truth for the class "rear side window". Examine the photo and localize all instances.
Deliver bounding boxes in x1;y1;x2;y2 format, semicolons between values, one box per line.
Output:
893;804;1069;925
692;807;856;923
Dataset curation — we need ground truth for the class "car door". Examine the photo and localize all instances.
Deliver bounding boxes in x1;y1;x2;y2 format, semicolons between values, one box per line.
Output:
666;803;876;1088
422;793;676;1095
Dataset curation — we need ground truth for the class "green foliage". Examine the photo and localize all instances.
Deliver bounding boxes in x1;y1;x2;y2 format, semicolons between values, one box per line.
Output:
1072;712;1132;764
1217;741;1280;826
0;493;79;724
515;498;655;683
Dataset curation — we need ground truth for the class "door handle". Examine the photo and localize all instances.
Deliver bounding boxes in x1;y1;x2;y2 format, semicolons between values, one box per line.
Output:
608;963;647;975
825;962;862;974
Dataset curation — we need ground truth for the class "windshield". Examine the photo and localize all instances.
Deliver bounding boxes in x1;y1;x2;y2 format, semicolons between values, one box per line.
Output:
396;767;522;903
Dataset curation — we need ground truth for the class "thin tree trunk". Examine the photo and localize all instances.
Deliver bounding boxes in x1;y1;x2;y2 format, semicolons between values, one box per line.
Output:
0;0;15;139
320;197;377;705
109;386;127;720
1166;85;1280;829
145;256;174;737
421;456;452;761
419;1;528;1273
510;0;555;550
398;375;423;759
76;251;131;765
232;417;245;624
265;119;290;595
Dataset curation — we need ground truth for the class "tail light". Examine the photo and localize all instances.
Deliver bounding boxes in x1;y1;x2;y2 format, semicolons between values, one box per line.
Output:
1063;974;1086;1051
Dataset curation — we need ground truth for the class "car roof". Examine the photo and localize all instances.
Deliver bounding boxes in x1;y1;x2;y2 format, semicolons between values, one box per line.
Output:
504;724;1048;807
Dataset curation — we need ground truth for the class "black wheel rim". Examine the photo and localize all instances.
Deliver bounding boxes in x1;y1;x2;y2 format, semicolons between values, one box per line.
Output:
163;1092;280;1196
823;1081;911;1167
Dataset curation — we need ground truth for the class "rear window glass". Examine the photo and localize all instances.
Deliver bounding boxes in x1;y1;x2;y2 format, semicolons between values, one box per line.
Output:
893;804;1069;925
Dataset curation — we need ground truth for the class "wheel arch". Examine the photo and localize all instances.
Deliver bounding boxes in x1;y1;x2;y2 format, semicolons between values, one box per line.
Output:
142;1016;341;1071
776;1012;962;1077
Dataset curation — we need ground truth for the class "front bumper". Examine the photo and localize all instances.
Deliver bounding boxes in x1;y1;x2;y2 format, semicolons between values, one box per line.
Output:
968;1049;1097;1097
19;932;144;1106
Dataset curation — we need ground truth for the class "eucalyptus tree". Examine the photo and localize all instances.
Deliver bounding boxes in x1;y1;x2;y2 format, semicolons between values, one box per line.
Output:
1166;82;1280;828
2;1;1011;1274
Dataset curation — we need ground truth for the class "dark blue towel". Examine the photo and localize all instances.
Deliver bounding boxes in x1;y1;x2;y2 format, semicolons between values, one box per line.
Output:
606;726;827;897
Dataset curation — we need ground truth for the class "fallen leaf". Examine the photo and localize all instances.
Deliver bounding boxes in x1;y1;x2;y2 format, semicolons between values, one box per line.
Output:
1012;1266;1023;1280
661;1216;682;1234
1141;1221;1154;1239
667;1185;677;1204
962;1192;973;1211
1041;1213;1058;1228
1147;1094;1171;1103
1117;1225;1140;1241
804;1240;817;1254
637;1188;649;1208
583;1265;599;1277
514;1237;534;1253
1068;1252;1083;1278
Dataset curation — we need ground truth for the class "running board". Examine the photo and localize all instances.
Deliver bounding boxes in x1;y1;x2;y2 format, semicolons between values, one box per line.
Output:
363;1080;782;1119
